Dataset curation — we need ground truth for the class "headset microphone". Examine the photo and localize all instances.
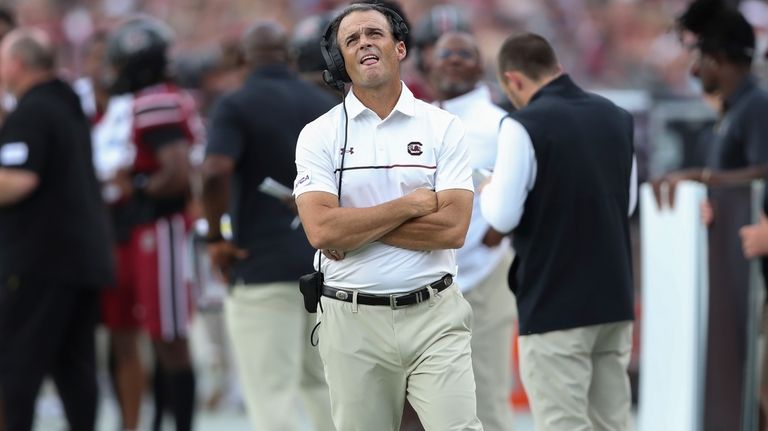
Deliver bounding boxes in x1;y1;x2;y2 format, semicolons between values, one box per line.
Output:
322;69;344;91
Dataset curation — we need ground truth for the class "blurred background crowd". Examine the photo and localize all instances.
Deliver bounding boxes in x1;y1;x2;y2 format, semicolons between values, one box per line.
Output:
12;0;765;184
15;0;765;100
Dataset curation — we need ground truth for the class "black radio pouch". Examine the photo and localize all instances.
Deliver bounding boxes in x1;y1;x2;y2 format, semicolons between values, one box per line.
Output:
299;252;323;313
299;269;323;313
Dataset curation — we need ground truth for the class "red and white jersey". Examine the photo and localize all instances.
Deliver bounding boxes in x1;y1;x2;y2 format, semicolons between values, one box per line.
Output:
131;83;205;174
91;82;204;182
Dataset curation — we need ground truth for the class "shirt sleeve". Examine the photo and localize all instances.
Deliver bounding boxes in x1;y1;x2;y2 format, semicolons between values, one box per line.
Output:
294;120;339;198
434;116;473;193
480;117;537;233
134;93;189;151
206;98;244;161
0;105;47;174
628;154;638;216
744;107;768;166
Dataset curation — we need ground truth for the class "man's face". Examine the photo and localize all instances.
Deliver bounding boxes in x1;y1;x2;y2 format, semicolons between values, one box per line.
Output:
690;48;720;95
431;33;481;99
0;39;19;94
84;39;107;83
337;10;405;89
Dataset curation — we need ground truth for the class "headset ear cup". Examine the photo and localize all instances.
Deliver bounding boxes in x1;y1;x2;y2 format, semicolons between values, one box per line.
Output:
320;19;350;88
330;45;350;83
384;8;409;42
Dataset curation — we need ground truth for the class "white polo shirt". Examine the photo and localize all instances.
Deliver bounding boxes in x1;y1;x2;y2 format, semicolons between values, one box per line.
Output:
294;83;473;294
437;85;511;293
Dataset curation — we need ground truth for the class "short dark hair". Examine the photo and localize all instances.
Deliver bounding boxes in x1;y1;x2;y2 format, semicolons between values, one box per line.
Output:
497;32;558;81
328;3;405;48
352;0;411;50
677;0;754;66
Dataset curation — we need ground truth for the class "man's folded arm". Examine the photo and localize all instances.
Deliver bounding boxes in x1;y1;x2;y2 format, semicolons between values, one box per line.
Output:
296;188;437;251
379;188;473;251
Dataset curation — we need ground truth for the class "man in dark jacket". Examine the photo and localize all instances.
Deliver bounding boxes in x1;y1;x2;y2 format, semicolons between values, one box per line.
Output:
0;28;114;431
481;32;637;431
201;20;337;431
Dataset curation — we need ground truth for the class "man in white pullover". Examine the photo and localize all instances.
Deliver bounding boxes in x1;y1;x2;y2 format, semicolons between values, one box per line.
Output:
430;31;517;431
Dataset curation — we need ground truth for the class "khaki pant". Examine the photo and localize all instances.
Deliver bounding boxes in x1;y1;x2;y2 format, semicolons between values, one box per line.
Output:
519;321;633;431
761;303;768;388
318;284;483;431
463;251;517;431
225;282;335;431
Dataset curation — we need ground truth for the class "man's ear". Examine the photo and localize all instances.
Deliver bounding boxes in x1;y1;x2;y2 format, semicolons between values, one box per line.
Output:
503;70;524;91
708;52;726;67
396;40;406;61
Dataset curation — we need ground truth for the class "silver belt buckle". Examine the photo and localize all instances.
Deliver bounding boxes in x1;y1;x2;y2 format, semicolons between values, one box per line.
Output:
389;289;425;309
389;292;409;309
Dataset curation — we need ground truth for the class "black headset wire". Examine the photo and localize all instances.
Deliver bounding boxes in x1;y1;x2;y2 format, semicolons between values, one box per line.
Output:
310;84;348;347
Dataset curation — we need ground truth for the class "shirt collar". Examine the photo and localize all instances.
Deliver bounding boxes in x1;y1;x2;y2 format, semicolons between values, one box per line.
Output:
344;81;416;120
723;75;756;113
438;85;490;113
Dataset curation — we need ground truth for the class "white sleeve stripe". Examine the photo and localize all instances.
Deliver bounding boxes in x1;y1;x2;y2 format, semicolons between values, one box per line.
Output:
135;102;181;116
134;93;183;110
135;111;185;129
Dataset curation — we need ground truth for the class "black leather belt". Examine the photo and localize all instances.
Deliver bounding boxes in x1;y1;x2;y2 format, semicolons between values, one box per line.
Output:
322;274;453;309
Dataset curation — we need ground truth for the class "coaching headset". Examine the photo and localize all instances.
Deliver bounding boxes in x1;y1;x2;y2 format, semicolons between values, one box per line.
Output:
303;5;410;344
320;4;409;91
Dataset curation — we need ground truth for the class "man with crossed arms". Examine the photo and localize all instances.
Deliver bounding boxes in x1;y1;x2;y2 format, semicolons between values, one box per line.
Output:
294;3;481;430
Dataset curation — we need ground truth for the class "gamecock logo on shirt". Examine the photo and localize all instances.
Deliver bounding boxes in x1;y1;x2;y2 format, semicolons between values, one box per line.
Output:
407;142;423;156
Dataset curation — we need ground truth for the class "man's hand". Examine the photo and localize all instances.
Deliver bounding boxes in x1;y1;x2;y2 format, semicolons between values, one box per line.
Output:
207;241;248;283
650;169;703;210
405;188;438;217
112;168;134;200
482;227;506;247
701;199;714;226
322;249;346;261
739;215;768;258
476;176;492;194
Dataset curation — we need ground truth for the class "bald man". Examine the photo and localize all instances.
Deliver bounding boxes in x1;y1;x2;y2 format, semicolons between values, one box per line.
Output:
201;20;337;431
429;31;517;431
0;28;113;431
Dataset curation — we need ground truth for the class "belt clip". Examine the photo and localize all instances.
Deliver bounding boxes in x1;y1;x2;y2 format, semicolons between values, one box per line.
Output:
427;285;437;307
352;290;359;313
